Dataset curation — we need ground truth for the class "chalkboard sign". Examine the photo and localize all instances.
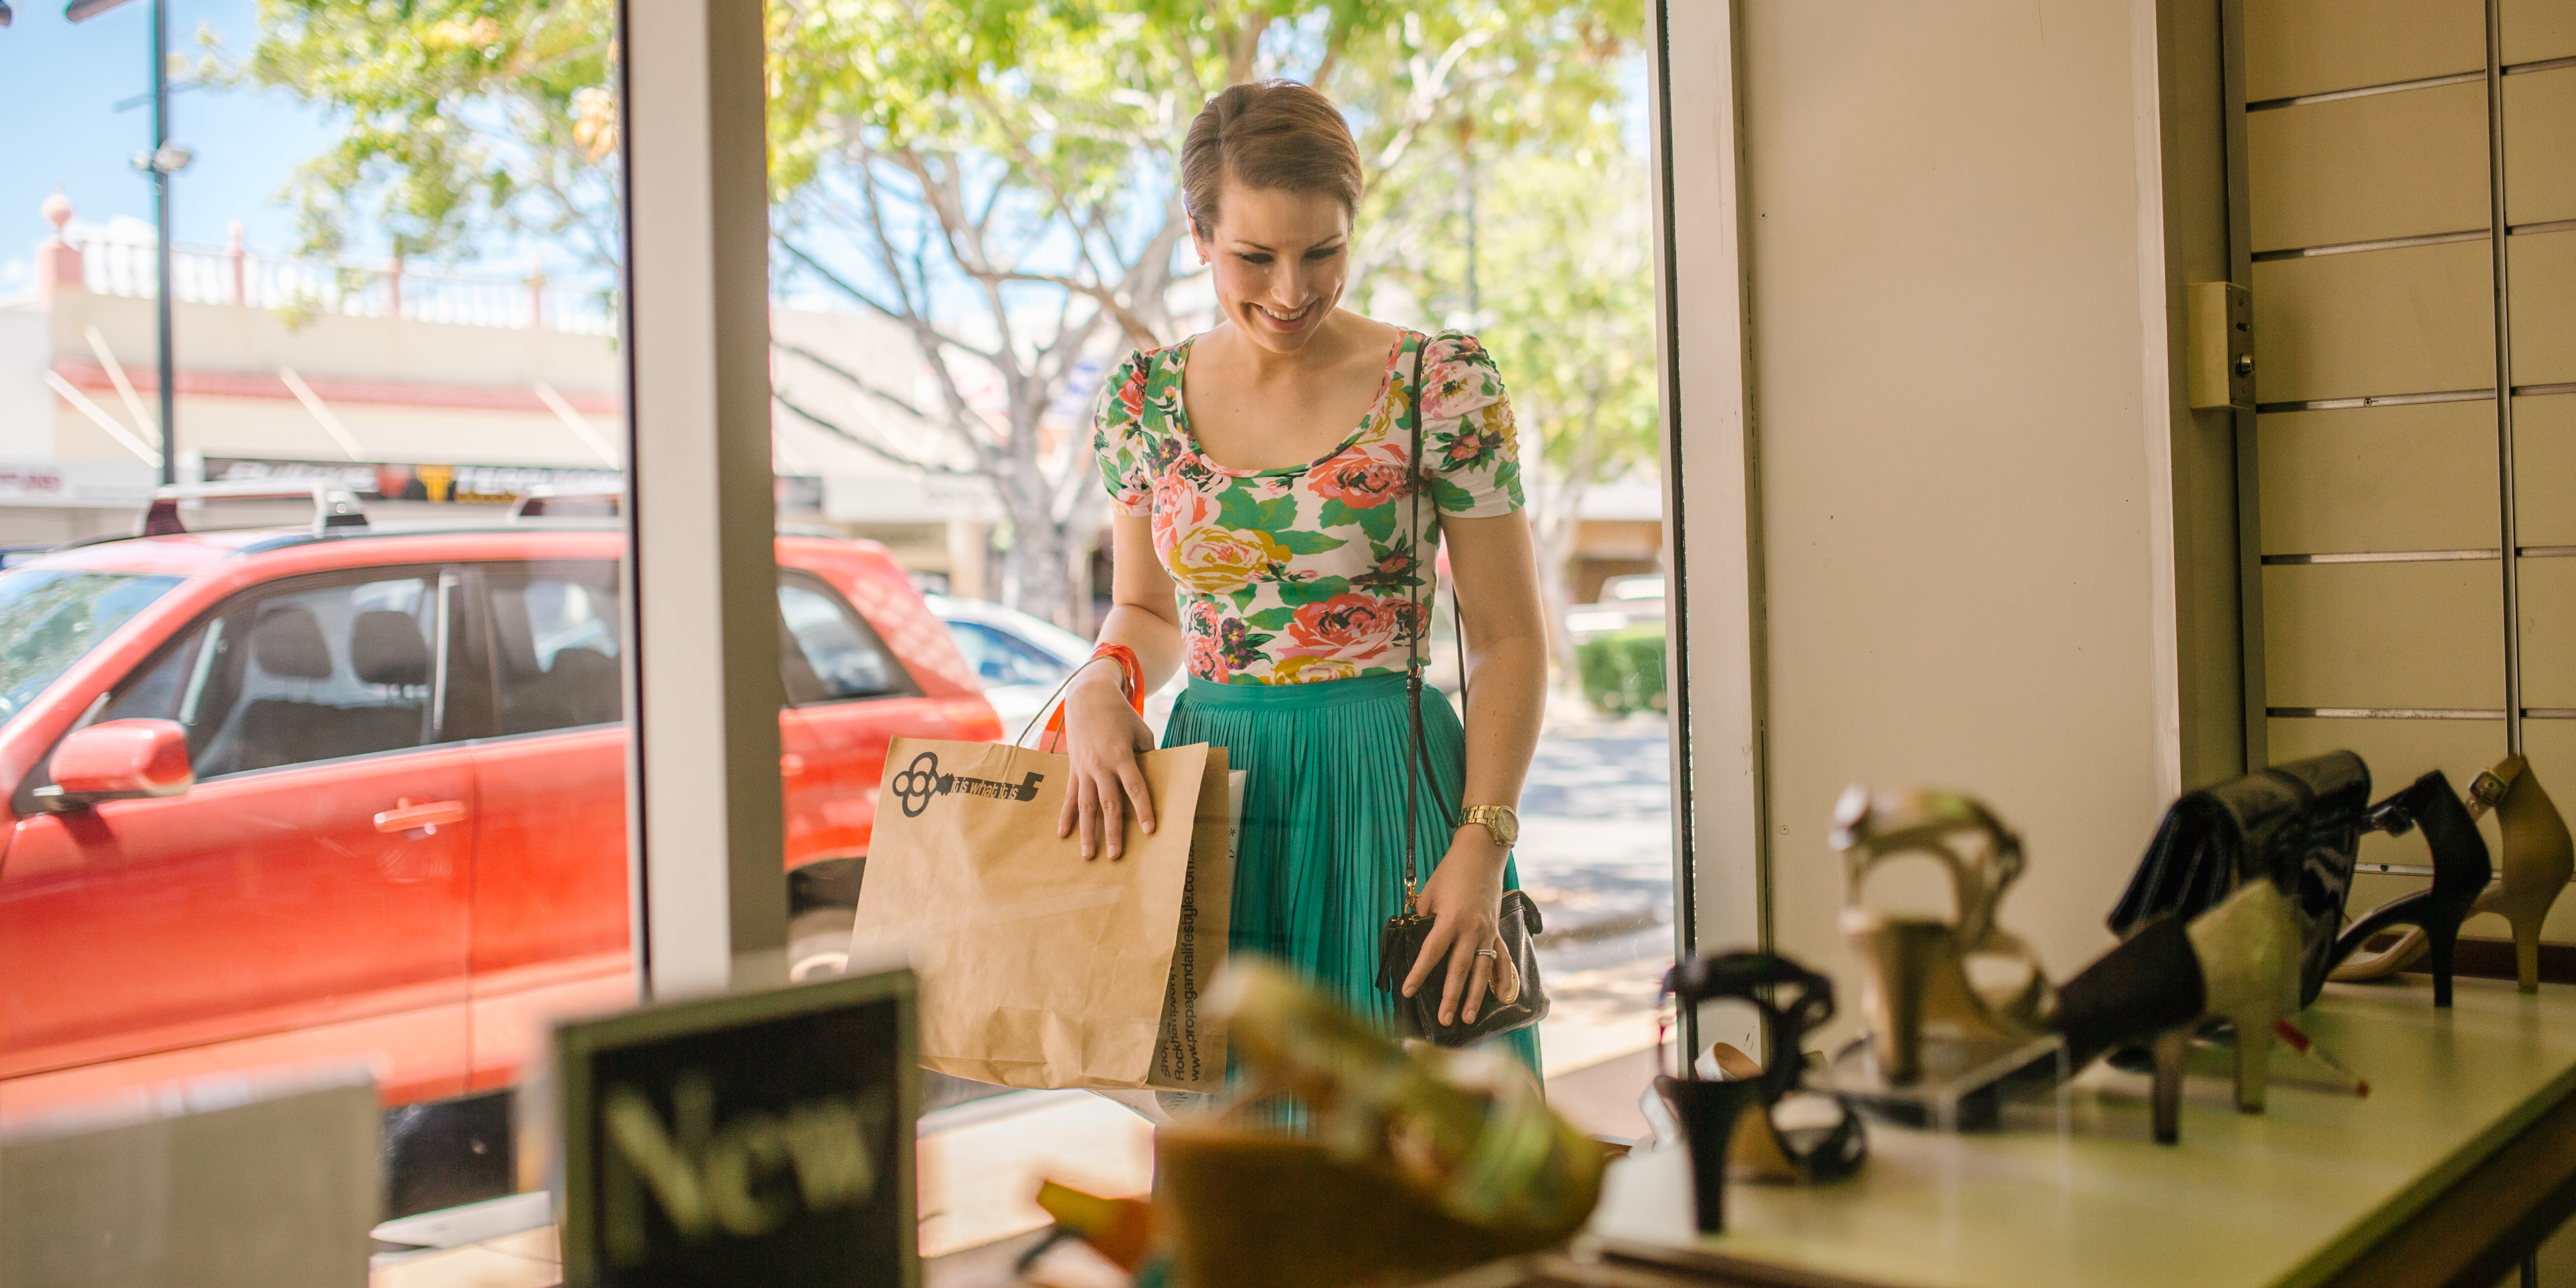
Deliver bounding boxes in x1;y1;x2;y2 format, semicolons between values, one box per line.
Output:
556;967;919;1288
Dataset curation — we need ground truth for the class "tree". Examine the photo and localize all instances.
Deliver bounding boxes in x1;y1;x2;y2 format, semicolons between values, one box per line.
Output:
244;1;621;270
1474;153;1661;679
243;0;1647;630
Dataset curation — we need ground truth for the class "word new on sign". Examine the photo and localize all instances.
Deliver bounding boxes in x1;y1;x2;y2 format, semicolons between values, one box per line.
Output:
556;968;919;1288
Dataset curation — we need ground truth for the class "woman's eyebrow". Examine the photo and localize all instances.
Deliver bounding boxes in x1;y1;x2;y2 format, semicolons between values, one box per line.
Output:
1228;236;1348;252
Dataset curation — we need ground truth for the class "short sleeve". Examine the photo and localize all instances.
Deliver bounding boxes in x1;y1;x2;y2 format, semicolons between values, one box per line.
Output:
1092;350;1154;516
1420;331;1523;517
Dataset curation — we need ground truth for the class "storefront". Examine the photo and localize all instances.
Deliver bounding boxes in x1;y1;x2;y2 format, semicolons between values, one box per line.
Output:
4;0;2574;1284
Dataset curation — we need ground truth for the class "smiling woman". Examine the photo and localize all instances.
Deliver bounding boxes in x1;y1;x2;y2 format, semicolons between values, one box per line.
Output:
1058;80;1555;1108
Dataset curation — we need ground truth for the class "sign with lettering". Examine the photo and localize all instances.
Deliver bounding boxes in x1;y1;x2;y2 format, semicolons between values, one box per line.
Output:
555;968;918;1288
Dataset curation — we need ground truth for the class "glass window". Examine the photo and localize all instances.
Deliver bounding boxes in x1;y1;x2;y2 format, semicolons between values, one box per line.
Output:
483;562;627;735
0;570;183;729
98;570;453;778
779;576;913;704
943;620;1075;690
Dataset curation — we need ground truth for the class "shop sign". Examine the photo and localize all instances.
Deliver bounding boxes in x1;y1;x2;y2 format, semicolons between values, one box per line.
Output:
206;457;623;505
556;967;918;1288
0;460;157;508
205;458;825;512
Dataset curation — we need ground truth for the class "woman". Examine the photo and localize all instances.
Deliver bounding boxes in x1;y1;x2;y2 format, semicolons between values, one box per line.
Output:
1060;80;1547;1076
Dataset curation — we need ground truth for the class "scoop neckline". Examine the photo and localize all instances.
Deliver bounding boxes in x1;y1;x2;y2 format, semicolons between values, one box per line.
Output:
1171;328;1418;478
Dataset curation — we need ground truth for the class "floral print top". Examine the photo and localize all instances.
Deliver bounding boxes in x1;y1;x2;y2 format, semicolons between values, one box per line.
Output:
1093;328;1522;685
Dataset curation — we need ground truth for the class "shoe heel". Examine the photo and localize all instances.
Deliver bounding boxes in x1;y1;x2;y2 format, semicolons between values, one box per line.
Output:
2512;911;2544;995
2151;1028;2188;1145
1856;922;1944;1085
2228;1011;2276;1113
2427;921;2458;1008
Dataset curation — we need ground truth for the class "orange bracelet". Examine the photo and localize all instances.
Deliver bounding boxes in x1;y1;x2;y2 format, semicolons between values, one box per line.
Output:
1041;643;1145;750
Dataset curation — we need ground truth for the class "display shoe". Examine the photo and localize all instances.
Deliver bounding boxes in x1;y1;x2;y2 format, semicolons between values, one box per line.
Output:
1831;787;2054;1085
2332;756;2571;995
2326;770;2492;1007
1654;952;1866;1232
2054;882;2300;1144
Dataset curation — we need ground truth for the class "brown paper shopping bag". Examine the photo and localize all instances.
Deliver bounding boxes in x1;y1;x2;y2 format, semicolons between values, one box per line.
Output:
852;736;1235;1092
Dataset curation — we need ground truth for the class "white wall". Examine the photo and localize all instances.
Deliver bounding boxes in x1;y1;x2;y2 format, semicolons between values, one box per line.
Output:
0;306;53;461
1666;0;2195;1011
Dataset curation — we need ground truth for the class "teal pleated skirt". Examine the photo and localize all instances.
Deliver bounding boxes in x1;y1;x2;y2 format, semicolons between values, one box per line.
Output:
1165;673;1543;1080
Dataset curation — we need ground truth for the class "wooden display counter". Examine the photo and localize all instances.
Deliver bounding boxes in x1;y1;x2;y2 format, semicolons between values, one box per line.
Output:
1454;976;2576;1288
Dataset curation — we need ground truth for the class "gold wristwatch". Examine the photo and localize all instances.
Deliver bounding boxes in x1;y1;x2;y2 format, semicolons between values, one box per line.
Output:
1460;805;1520;849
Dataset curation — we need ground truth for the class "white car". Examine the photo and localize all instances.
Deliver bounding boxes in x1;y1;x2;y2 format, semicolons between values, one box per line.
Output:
924;595;1177;742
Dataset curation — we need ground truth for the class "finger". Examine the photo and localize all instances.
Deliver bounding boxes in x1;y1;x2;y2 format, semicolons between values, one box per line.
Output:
1402;919;1457;998
1077;778;1100;860
1493;946;1521;1004
1117;758;1156;836
1057;769;1079;838
1462;952;1494;1025
1439;933;1478;1026
1098;774;1127;860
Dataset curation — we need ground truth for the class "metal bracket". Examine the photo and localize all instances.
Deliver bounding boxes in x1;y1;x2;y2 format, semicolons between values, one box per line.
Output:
2187;281;2255;410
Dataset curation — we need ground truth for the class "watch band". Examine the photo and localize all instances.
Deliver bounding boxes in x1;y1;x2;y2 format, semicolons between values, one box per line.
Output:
1460;805;1520;848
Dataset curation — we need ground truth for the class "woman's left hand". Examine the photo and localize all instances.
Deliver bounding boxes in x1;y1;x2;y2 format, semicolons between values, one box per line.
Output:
1401;828;1513;1026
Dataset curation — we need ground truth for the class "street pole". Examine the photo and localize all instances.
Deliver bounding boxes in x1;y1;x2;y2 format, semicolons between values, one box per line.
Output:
150;0;173;484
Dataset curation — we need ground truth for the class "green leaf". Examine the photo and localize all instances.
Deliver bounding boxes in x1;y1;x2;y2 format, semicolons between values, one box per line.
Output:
1246;606;1298;630
1356;502;1399;544
1271;530;1349;556
1275;576;1353;607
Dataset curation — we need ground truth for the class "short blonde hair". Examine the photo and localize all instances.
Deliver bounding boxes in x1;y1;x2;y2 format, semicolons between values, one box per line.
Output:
1181;80;1365;233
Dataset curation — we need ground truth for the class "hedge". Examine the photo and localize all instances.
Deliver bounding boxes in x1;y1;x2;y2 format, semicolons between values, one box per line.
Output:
1576;627;1668;716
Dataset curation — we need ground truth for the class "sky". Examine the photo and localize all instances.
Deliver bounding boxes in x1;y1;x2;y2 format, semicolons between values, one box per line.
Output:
0;0;333;292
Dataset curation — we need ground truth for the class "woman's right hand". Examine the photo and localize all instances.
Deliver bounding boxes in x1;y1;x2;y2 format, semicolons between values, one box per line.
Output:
1054;661;1159;859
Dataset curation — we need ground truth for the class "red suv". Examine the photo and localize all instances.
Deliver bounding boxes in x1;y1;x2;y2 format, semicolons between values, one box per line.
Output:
0;517;999;1124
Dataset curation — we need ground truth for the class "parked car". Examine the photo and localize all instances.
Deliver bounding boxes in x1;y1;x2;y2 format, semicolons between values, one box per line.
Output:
0;506;999;1124
925;594;1177;741
1565;572;1668;642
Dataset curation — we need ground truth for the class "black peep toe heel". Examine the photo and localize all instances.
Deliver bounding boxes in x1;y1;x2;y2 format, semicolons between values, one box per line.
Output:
2328;770;2491;1008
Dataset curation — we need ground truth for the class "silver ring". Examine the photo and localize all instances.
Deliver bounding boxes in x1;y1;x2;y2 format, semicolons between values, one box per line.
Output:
1475;948;1498;959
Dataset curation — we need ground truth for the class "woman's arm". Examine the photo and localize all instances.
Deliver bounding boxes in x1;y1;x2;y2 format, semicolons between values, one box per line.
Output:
1055;509;1185;859
1399;507;1549;1026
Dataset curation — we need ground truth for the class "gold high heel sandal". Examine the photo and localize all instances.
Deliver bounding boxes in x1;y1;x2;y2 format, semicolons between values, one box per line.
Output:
2331;756;2573;994
2144;880;2304;1143
1832;787;2054;1086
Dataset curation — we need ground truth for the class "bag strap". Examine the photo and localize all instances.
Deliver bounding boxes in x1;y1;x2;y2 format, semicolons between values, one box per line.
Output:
1402;332;1457;914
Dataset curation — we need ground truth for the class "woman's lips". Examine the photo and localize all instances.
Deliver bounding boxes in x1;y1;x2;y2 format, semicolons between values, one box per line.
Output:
1253;300;1316;331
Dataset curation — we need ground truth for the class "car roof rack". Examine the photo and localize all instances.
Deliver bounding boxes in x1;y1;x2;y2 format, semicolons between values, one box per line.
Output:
509;484;624;520
142;481;369;540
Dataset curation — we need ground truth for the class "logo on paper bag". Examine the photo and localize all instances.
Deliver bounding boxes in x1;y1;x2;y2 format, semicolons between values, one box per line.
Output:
891;751;1044;817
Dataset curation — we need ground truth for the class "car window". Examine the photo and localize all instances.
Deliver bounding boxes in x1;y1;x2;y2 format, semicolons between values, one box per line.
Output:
483;561;626;735
943;620;1075;690
0;569;182;730
98;570;454;778
779;576;913;704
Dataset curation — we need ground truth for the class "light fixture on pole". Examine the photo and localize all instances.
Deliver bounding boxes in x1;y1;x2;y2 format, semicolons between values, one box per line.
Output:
65;0;182;485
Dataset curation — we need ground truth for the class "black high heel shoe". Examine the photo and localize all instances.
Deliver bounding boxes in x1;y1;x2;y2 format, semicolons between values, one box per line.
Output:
1654;953;1866;1232
2327;770;2492;1007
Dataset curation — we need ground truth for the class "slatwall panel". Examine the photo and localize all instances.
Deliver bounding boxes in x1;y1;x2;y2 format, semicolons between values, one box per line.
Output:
2245;0;2574;911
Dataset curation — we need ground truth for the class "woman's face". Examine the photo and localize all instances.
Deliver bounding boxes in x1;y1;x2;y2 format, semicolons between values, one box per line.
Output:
1193;175;1353;355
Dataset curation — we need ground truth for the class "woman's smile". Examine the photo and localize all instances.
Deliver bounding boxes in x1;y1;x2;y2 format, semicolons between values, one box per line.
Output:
1252;299;1318;331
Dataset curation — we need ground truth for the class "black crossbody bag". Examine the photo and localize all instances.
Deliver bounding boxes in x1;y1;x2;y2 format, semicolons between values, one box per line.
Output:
1372;334;1549;1046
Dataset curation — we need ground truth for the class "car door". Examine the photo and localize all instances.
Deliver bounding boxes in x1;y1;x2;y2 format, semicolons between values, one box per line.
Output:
776;569;954;865
458;559;635;1091
0;566;477;1107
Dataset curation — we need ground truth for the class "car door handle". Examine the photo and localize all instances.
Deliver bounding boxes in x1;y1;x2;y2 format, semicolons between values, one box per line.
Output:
375;799;468;833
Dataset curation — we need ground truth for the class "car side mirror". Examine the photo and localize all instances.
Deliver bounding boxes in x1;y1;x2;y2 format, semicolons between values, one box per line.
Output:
34;719;195;809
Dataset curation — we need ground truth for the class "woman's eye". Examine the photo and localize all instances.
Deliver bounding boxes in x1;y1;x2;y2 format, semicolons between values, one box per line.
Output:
1238;253;1272;266
1305;246;1341;262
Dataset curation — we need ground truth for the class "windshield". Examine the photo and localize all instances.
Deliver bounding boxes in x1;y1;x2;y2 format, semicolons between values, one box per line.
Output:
0;570;184;727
